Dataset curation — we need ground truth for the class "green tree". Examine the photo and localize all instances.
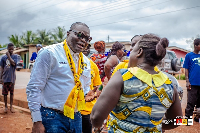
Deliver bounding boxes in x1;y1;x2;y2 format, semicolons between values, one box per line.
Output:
8;34;22;48
21;30;37;45
51;26;66;43
0;44;7;48
186;34;200;50
36;29;53;45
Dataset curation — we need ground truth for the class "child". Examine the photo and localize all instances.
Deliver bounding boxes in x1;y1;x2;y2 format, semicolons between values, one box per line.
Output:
0;43;18;113
91;34;182;132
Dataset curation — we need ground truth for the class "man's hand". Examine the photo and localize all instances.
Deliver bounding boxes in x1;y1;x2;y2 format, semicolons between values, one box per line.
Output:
193;108;200;116
85;90;95;102
0;79;3;85
186;81;191;90
94;89;102;98
6;51;10;57
32;121;45;133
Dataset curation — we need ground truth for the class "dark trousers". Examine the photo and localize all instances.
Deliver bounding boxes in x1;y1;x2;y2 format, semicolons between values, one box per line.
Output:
82;114;92;133
185;85;200;117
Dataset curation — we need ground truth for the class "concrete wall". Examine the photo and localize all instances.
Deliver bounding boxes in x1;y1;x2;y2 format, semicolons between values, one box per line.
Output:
28;46;37;63
168;49;187;59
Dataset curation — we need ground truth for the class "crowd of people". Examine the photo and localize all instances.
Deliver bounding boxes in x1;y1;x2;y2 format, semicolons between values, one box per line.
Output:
0;22;200;133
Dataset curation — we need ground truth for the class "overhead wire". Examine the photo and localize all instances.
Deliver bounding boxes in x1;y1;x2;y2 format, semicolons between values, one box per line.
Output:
90;5;200;27
1;0;144;22
0;0;65;17
33;0;154;26
34;0;172;27
0;1;199;39
23;0;155;28
0;0;36;15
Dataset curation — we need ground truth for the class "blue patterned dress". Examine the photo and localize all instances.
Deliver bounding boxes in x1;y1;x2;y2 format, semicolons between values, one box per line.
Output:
108;67;174;133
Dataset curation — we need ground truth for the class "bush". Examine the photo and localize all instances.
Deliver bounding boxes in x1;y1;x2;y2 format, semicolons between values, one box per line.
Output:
175;74;185;80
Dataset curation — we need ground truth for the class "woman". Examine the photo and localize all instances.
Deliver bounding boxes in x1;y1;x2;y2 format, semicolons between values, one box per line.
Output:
90;41;107;81
91;34;182;132
104;41;125;80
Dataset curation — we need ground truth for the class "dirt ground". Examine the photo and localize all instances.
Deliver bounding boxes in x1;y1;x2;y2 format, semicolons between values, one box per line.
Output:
0;80;200;133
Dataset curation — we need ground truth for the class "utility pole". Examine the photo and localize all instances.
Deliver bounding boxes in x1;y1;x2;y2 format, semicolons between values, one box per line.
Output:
108;35;109;43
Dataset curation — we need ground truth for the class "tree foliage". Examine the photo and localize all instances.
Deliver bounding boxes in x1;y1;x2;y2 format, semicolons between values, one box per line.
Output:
8;34;22;48
5;26;68;48
51;26;67;43
21;30;37;46
36;29;54;45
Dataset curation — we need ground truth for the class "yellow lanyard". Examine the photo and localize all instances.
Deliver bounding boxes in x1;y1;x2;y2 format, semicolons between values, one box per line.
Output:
63;39;86;119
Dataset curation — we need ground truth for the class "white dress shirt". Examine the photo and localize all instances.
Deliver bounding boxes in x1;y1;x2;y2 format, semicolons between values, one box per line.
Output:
26;43;91;122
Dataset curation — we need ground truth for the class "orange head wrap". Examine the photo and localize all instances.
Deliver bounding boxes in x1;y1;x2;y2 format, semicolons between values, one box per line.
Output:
94;41;105;52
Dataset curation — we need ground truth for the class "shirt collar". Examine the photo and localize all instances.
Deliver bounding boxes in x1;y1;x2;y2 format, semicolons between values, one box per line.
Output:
67;44;79;59
128;67;168;87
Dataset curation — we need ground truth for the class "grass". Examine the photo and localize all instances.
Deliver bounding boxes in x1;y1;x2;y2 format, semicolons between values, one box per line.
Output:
175;74;186;80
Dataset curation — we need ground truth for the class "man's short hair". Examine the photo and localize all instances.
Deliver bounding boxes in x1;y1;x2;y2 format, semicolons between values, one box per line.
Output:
194;38;200;46
36;44;42;47
7;43;14;48
69;22;89;30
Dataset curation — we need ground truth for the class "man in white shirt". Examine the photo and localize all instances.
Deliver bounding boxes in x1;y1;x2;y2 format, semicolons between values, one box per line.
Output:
26;22;93;133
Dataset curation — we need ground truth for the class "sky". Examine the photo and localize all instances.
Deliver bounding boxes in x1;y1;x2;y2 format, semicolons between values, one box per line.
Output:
0;0;200;50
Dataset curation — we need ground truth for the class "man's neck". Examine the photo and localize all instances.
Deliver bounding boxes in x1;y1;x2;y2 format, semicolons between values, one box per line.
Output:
193;49;199;54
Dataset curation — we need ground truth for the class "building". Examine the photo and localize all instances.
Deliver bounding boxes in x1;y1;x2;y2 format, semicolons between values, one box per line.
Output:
167;46;191;61
91;41;131;50
0;47;29;68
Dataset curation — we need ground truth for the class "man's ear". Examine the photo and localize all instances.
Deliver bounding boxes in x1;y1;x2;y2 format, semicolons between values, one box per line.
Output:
136;48;143;58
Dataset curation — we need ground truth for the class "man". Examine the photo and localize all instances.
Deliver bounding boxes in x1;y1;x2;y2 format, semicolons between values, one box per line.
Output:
30;44;42;62
0;43;18;113
183;38;200;122
26;22;94;132
82;44;102;133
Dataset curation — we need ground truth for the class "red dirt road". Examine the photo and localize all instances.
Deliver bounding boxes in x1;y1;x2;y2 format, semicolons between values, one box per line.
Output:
0;80;199;133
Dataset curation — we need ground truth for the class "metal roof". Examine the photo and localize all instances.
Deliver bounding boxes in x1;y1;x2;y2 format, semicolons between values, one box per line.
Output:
0;48;28;54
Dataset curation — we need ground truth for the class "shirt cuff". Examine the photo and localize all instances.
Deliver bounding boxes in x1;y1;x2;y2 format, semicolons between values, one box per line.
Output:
31;111;42;122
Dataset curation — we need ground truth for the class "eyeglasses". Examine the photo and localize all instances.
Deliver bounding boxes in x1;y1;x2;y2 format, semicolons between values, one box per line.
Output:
70;30;92;42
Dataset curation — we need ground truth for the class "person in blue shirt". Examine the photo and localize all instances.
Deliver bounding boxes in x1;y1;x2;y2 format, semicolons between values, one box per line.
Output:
183;38;200;122
0;43;18;113
30;44;42;62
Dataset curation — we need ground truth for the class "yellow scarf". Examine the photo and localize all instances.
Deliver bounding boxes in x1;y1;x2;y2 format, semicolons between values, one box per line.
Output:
63;39;86;119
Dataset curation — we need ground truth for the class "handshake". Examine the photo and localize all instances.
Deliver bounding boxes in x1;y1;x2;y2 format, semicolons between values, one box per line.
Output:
85;86;102;102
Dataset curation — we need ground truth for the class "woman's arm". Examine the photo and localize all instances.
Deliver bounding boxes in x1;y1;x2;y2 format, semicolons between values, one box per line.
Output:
162;87;182;130
90;71;123;127
104;56;118;80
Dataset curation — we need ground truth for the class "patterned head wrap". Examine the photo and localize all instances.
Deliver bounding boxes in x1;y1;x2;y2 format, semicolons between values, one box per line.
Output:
94;41;105;52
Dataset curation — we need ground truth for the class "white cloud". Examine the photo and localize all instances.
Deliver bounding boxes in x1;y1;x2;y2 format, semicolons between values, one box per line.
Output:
0;0;199;51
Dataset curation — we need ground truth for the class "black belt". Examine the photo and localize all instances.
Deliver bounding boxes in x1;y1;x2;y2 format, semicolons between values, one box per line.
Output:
41;106;64;114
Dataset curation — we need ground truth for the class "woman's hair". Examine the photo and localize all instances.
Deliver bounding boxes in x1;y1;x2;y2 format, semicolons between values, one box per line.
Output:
131;35;143;42
194;38;200;46
138;33;169;66
94;41;105;52
110;41;124;55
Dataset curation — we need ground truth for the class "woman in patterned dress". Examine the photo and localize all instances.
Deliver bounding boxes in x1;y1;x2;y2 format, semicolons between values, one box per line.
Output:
91;34;182;133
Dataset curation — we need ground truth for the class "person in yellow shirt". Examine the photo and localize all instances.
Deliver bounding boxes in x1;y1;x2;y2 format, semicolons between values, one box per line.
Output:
112;35;143;75
82;44;102;133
